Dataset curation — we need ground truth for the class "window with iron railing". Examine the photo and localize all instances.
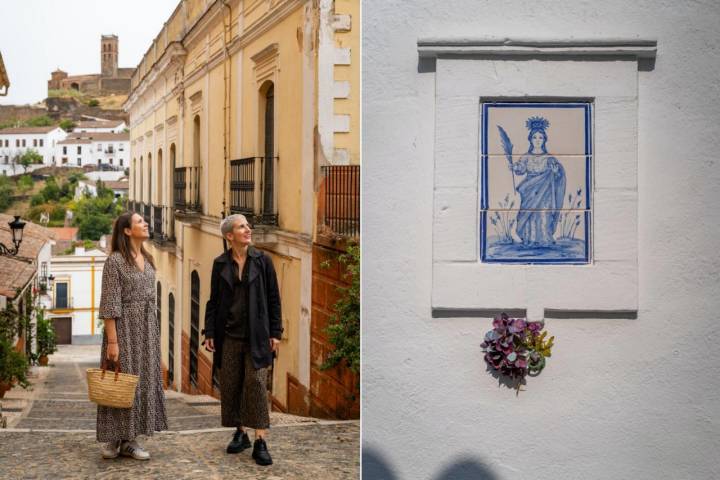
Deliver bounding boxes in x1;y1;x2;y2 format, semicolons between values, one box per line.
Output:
168;293;175;385
173;166;202;212
190;271;200;388
321;165;360;238
229;156;278;225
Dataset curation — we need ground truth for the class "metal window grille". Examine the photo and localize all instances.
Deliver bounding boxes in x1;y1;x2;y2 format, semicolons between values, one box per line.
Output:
168;293;175;385
189;271;200;388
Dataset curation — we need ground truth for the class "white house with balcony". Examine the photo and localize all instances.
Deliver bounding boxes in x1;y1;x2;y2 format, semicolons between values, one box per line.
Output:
0;126;67;175
55;137;93;167
46;245;107;345
55;131;129;168
73;119;126;133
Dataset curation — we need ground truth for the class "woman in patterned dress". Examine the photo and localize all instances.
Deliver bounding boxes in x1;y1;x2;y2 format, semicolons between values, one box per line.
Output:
96;212;168;460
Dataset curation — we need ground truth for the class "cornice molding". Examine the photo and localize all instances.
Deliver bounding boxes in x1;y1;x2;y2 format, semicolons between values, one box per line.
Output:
417;38;658;59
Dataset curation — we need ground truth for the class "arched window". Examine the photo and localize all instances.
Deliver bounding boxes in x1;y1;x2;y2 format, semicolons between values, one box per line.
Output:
156;148;163;206
168;293;175;385
262;83;275;218
147;153;153;205
169;143;176;205
139;156;144;203
190;271;200;388
193;116;200;167
132;158;136;199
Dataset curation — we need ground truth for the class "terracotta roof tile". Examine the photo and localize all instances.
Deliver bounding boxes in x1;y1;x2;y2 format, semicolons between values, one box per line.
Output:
75;120;124;129
67;131;129;141
0;256;36;298
57;138;92;145
0;126;60;135
47;227;78;241
0;214;55;259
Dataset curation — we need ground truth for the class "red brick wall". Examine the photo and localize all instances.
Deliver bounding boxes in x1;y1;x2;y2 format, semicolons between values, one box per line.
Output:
180;330;220;399
310;243;360;420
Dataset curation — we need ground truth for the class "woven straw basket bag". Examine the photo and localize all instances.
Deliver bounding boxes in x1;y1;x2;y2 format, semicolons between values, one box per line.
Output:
87;361;139;409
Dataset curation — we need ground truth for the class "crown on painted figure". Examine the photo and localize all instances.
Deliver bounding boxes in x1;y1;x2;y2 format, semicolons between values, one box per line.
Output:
525;116;550;132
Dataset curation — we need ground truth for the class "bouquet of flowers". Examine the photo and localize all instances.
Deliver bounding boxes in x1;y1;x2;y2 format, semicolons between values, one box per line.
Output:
481;313;554;393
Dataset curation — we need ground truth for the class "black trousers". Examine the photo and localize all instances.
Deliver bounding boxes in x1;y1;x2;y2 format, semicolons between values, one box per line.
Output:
219;336;270;429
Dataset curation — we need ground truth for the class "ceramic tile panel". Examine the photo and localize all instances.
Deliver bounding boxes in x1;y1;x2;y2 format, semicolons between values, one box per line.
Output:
483;155;591;211
480;102;592;265
481;209;591;264
482;103;591;156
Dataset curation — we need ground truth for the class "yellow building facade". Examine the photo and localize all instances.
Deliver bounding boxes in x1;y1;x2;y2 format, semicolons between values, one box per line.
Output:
125;0;359;416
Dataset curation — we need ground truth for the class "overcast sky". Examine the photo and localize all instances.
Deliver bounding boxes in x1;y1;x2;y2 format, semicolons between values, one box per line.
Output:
0;0;180;105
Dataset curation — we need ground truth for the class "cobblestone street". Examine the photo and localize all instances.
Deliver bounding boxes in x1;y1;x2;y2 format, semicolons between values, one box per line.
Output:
0;346;359;479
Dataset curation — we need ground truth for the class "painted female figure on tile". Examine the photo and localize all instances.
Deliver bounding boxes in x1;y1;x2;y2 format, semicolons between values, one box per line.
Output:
509;117;566;246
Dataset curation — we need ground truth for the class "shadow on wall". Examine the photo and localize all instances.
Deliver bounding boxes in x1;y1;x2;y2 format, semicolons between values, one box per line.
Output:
362;447;397;479
363;447;499;480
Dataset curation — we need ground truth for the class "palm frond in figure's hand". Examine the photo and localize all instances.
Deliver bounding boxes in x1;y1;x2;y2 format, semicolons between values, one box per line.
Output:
497;125;516;191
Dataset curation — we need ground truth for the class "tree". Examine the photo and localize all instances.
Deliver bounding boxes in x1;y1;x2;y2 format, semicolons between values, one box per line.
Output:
19;149;43;173
17;174;33;193
40;176;61;202
72;185;123;240
59;119;75;132
25;115;53;127
0;176;13;211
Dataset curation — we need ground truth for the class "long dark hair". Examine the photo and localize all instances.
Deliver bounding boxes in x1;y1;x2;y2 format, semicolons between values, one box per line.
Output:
110;212;155;269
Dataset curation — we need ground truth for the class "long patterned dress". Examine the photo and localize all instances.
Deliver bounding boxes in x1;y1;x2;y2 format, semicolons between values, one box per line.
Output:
96;251;168;442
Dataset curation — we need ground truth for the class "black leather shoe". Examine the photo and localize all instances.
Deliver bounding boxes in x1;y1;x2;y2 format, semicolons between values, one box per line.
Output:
252;438;273;466
226;429;251;454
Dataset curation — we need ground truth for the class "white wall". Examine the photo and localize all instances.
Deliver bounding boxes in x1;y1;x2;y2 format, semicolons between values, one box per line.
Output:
48;251;106;343
73;122;126;133
362;2;720;479
55;142;92;167
0;127;66;166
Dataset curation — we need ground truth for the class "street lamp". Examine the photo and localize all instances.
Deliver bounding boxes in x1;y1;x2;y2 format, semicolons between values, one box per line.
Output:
0;215;26;257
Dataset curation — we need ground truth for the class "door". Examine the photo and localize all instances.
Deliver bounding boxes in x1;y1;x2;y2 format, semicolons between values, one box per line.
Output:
53;317;72;344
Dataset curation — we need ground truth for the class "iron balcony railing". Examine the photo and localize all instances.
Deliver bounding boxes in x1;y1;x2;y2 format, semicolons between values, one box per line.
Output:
143;203;151;227
150;205;175;244
229;157;255;217
153;205;163;241
321;165;360;238
229;156;278;226
174;166;202;213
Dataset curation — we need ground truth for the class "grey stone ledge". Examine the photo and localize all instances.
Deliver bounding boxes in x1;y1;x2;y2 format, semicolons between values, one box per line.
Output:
417;37;657;59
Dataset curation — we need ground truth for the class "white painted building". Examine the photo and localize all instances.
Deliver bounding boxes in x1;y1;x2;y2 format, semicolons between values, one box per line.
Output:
0;126;67;173
55;132;129;168
0;214;55;356
362;1;720;479
75;177;129;200
55;137;92;167
73;119;126;133
46;246;107;345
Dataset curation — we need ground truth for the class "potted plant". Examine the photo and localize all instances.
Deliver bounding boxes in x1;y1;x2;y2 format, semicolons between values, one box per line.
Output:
35;310;57;366
0;337;30;398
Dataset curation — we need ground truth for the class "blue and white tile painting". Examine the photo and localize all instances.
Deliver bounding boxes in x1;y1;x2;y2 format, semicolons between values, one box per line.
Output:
480;102;592;264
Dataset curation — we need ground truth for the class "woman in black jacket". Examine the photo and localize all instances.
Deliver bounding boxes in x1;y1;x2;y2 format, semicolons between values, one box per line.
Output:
203;214;283;466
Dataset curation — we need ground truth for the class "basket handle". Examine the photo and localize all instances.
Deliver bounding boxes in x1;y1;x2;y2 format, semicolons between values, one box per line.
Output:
100;359;122;382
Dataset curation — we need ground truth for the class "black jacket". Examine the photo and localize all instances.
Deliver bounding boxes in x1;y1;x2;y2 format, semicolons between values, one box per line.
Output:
203;246;283;370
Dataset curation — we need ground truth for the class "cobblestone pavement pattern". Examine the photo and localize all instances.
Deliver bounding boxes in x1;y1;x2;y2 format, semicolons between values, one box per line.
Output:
0;345;359;479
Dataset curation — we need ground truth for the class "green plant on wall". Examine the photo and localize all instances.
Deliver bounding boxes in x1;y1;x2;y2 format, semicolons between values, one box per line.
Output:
0;300;20;344
36;309;57;358
0;293;30;390
0;337;30;389
321;242;360;375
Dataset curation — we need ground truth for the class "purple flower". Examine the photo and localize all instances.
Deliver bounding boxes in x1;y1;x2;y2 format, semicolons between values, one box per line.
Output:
527;321;543;333
508;318;526;333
